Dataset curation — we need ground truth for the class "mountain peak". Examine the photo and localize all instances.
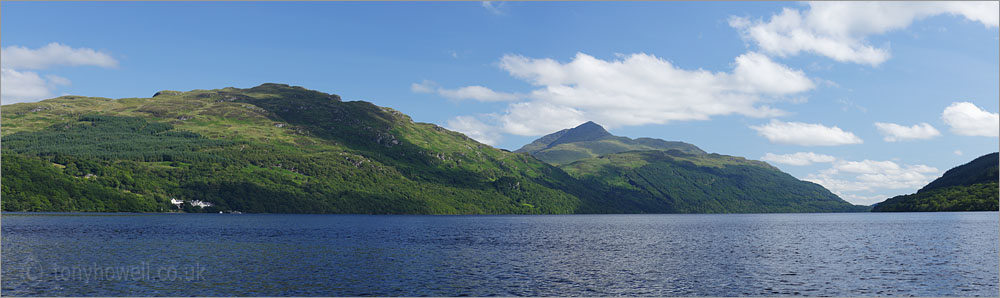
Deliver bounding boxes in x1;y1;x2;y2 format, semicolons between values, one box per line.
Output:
548;121;613;146
514;121;706;164
576;121;602;129
513;121;611;154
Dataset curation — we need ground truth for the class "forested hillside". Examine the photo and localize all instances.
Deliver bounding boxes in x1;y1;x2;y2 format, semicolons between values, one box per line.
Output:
2;83;865;214
2;84;589;214
872;153;998;212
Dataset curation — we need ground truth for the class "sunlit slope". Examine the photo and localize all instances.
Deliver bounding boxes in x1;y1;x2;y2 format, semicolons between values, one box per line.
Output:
2;84;589;214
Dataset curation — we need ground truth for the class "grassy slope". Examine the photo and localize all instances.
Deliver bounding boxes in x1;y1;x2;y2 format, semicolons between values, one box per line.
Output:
2;84;589;214
560;150;868;213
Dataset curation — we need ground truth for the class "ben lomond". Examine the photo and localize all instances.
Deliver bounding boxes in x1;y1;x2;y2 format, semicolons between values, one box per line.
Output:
1;84;867;214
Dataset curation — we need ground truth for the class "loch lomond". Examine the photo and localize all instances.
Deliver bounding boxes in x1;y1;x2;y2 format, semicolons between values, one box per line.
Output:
2;212;997;297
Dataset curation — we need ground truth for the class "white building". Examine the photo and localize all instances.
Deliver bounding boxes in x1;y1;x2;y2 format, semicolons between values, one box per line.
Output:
190;200;214;208
171;198;214;209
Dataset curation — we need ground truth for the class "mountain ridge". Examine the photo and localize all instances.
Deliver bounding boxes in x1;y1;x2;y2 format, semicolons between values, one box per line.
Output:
545;121;614;148
2;84;593;214
515;121;706;165
2;83;864;214
514;120;865;213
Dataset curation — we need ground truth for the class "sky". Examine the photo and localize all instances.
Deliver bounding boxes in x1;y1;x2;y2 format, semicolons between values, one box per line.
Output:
2;1;998;205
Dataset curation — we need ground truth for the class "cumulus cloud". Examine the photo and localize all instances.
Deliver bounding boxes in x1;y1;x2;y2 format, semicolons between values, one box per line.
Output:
495;101;587;136
839;193;893;206
412;80;521;102
438;86;521;102
446;116;503;146
730;2;1000;66
941;102;999;137
1;42;118;70
805;159;939;204
761;152;836;166
500;52;811;125
760;153;942;205
874;122;941;142
750;119;863;146
1;43;118;103
428;52;815;144
730;52;816;95
0;69;71;104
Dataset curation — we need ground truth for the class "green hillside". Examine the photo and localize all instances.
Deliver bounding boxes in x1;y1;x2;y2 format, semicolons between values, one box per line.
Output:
1;84;590;214
918;152;998;192
872;153;999;212
515;121;705;165
1;83;864;214
559;150;868;213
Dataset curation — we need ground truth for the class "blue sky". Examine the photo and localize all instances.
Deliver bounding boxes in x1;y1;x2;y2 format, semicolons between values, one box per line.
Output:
2;1;997;205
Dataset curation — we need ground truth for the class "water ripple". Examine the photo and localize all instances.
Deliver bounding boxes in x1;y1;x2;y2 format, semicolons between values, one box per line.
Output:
2;212;997;296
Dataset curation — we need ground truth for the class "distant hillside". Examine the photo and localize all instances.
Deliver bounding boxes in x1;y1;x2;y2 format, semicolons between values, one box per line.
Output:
872;153;998;212
517;122;865;213
560;150;868;213
515;121;705;165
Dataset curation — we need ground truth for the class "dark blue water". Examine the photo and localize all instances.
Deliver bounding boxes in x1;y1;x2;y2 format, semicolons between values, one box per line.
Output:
2;212;997;296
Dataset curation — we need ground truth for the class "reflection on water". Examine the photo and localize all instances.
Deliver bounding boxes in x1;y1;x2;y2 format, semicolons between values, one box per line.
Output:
2;212;997;296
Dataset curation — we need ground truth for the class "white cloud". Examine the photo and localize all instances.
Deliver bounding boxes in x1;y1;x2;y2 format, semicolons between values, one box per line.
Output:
954;150;963;156
761;152;836;166
941;102;999;137
507;52;808;133
441;102;590;143
412;80;521;102
1;42;118;70
411;80;437;94
730;52;815;95
1;43;118;104
431;52;815;140
750;119;863;146
838;193;892;206
730;2;1000;66
766;154;943;205
874;122;941;142
0;68;70;104
496;101;587;136
446;115;503;146
439;86;521;102
805;159;939;204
